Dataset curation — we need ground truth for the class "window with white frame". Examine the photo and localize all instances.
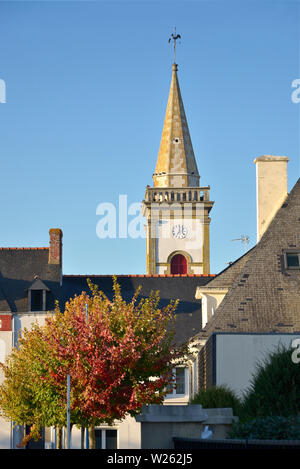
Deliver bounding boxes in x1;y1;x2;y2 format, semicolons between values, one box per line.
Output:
166;367;187;395
95;428;118;449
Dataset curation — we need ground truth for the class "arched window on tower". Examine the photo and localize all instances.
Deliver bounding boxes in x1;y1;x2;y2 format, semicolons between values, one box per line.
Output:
170;254;187;274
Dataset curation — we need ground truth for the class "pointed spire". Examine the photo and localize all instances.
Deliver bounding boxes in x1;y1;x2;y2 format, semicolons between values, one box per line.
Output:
153;63;200;188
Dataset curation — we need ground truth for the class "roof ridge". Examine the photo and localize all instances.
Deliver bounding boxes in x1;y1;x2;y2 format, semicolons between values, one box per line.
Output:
63;274;216;278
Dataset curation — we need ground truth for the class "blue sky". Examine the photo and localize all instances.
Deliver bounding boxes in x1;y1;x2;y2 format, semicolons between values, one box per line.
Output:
0;0;299;275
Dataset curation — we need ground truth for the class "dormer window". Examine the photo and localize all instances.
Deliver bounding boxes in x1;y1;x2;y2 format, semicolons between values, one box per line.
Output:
31;290;44;311
286;253;300;268
284;250;300;270
28;278;50;312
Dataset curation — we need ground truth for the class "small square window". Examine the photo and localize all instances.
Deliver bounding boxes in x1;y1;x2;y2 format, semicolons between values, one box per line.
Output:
284;251;300;270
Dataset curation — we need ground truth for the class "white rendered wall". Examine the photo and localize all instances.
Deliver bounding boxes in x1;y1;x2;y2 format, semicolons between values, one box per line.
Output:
199;292;228;328
0;331;12;449
10;313;54;448
70;415;141;449
13;312;52;343
156;218;204;265
118;415;141;449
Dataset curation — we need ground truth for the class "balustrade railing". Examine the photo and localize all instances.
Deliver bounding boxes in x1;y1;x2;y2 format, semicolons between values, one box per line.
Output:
144;187;210;203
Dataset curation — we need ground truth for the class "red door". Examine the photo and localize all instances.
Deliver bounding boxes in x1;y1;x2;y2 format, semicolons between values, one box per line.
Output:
171;254;187;274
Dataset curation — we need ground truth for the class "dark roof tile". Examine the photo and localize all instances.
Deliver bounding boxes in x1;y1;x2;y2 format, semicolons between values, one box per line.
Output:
60;275;212;345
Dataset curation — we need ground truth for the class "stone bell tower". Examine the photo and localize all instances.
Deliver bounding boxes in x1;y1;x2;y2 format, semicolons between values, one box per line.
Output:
142;62;214;275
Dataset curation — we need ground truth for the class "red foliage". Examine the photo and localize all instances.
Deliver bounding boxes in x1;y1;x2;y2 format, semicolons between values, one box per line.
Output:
41;279;182;424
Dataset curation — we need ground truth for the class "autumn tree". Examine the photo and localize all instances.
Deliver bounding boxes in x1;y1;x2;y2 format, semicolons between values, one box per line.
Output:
43;278;184;448
0;325;69;447
0;278;185;448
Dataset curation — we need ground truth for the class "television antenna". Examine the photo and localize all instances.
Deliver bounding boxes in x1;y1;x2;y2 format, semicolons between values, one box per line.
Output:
232;235;249;252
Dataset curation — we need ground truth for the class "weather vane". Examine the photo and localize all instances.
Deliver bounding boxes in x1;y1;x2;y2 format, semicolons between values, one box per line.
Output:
169;27;181;64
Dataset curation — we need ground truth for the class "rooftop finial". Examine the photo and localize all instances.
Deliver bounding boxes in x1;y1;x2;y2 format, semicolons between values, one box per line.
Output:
168;27;181;65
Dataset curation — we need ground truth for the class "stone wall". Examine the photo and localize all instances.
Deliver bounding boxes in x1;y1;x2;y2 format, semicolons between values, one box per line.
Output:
135;405;237;449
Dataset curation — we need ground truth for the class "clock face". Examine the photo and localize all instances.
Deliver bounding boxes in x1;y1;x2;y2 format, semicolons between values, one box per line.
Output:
172;224;188;239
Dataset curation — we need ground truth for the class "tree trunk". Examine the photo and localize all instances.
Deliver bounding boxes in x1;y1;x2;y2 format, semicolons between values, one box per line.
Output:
88;424;96;449
56;427;63;449
81;426;85;449
64;426;67;449
63;424;73;449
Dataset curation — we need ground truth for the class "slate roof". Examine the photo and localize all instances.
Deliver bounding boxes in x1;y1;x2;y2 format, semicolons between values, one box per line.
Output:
197;247;255;290
61;275;214;345
0;248;61;312
0;285;10;313
198;178;300;339
0;241;214;345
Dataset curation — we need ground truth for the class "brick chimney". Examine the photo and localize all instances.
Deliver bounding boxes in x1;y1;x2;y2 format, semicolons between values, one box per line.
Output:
49;228;63;266
254;155;289;242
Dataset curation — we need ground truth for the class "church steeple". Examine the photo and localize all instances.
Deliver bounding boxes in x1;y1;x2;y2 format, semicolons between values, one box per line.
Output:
142;55;214;276
153;63;200;188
